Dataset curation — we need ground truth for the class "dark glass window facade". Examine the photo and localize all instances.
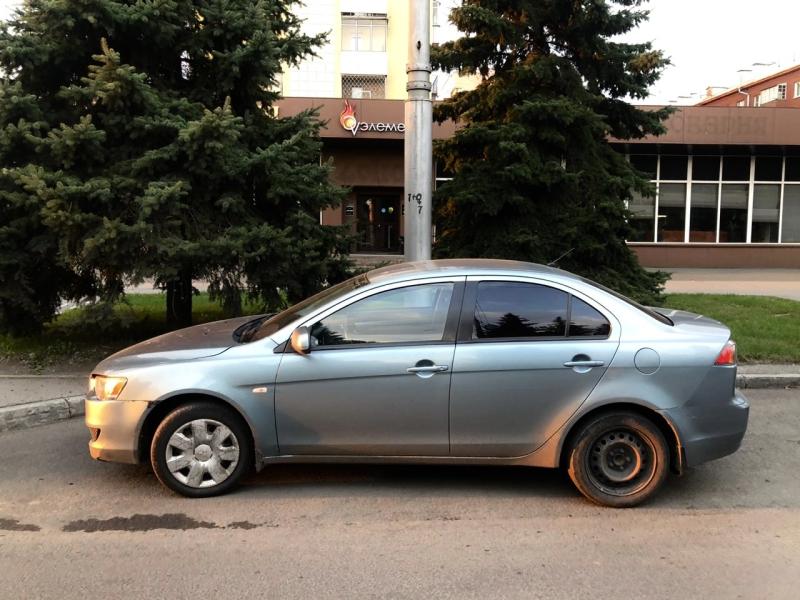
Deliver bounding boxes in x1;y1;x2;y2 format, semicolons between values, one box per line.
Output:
626;154;799;244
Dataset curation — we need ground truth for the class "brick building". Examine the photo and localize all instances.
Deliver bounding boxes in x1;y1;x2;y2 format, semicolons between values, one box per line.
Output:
698;64;800;108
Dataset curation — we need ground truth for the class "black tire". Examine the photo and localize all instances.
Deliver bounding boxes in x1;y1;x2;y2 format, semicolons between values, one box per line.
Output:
150;402;253;498
567;411;669;508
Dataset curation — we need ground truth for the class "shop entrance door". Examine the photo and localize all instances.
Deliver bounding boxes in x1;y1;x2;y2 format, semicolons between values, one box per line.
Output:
355;193;401;253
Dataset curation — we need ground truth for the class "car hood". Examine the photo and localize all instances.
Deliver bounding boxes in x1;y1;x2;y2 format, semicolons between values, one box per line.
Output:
93;315;258;373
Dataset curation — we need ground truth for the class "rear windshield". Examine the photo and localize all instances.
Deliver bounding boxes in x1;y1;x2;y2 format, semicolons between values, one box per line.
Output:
576;276;674;326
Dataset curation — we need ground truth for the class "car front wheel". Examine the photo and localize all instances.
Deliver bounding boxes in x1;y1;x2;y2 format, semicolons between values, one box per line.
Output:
567;411;669;508
151;402;253;498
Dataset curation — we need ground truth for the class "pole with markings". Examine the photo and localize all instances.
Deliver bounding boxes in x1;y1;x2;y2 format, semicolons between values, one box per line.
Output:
404;0;432;261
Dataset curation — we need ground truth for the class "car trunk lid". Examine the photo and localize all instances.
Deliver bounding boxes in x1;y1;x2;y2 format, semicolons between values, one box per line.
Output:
651;307;731;342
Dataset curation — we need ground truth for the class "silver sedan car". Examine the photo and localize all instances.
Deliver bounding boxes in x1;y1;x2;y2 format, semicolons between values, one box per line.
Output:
85;259;749;507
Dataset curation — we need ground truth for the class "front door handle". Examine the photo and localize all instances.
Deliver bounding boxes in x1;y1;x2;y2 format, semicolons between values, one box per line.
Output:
407;365;449;374
563;360;605;368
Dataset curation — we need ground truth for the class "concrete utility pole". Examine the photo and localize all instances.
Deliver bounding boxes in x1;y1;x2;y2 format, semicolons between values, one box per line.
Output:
404;0;433;262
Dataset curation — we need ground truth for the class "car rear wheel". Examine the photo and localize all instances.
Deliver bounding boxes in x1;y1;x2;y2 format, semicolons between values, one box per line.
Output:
567;411;669;508
151;402;252;498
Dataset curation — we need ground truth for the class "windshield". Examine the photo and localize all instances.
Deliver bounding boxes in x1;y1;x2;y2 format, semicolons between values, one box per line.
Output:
245;273;372;342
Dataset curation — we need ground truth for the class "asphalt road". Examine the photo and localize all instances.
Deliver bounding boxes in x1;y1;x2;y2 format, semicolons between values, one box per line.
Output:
1;390;799;599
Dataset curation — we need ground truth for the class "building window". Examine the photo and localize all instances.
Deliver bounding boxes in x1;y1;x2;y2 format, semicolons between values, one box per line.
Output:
751;184;780;242
782;186;800;242
692;156;720;181
723;156;750;181
342;74;386;99
623;153;800;246
434;160;454;189
758;83;787;105
628;191;655;242
786;157;800;182
755;156;783;181
341;15;388;52
629;154;657;179
795;82;800;99
689;183;718;242
719;184;748;243
657;183;687;242
659;155;688;180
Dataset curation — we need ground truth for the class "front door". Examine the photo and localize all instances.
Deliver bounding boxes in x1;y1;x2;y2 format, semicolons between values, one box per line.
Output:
274;280;463;456
355;193;400;253
449;279;620;457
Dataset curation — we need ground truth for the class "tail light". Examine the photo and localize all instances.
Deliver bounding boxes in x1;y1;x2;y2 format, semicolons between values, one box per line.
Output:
714;340;737;366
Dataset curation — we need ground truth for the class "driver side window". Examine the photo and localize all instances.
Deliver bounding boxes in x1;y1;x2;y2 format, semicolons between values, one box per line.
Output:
310;283;454;347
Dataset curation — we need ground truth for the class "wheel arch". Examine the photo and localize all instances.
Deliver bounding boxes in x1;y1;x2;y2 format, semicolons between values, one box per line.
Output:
137;392;258;466
558;402;684;475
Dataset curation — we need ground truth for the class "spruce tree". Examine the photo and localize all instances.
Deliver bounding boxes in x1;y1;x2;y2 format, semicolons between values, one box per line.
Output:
0;0;349;332
432;0;670;304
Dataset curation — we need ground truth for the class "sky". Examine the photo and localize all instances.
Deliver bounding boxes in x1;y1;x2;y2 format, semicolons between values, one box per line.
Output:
1;0;799;105
621;0;800;104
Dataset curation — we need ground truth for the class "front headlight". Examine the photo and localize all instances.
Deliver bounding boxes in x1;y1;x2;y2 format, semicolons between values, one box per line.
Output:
90;376;128;401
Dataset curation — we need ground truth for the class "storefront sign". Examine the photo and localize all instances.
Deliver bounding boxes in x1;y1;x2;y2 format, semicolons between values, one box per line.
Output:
340;100;405;136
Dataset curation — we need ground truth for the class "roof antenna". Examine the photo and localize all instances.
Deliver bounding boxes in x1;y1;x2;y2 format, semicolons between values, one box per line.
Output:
547;247;574;268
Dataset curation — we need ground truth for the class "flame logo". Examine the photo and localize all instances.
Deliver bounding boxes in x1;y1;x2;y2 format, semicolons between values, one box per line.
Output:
340;100;358;136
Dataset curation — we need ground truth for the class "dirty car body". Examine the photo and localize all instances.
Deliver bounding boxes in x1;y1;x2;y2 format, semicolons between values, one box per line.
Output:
85;259;749;506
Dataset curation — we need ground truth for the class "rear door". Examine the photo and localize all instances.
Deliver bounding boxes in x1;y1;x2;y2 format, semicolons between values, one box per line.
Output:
449;277;620;457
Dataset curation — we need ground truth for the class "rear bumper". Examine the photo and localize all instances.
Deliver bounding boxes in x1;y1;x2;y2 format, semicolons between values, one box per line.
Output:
661;390;749;468
85;397;150;464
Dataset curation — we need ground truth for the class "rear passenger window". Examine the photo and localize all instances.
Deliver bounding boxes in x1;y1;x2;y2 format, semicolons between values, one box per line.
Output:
568;297;611;338
474;282;568;339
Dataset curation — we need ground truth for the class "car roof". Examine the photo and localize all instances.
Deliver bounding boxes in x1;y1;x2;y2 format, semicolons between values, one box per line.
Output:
366;258;579;284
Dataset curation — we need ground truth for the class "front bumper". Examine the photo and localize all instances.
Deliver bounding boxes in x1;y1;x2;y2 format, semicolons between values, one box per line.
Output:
85;397;150;464
661;389;750;468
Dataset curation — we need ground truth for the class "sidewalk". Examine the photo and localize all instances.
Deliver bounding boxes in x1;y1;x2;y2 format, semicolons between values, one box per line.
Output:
0;375;86;410
0;373;87;433
1;364;798;434
661;268;800;301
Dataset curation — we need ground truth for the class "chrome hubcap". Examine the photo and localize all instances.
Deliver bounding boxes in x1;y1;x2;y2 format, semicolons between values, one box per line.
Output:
166;419;239;488
587;429;655;496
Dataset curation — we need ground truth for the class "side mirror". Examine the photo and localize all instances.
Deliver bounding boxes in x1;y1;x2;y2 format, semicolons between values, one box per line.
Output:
290;326;311;354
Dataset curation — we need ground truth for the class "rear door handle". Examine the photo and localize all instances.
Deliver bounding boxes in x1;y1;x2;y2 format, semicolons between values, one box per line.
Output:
407;365;449;373
563;360;605;368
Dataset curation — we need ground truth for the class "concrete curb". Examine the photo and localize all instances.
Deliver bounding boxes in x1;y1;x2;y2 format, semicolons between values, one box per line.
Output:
737;374;800;389
0;374;86;379
0;396;84;434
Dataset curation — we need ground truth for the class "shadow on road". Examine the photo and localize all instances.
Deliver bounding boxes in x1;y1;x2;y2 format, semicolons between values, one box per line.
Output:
1;409;798;522
245;462;572;498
